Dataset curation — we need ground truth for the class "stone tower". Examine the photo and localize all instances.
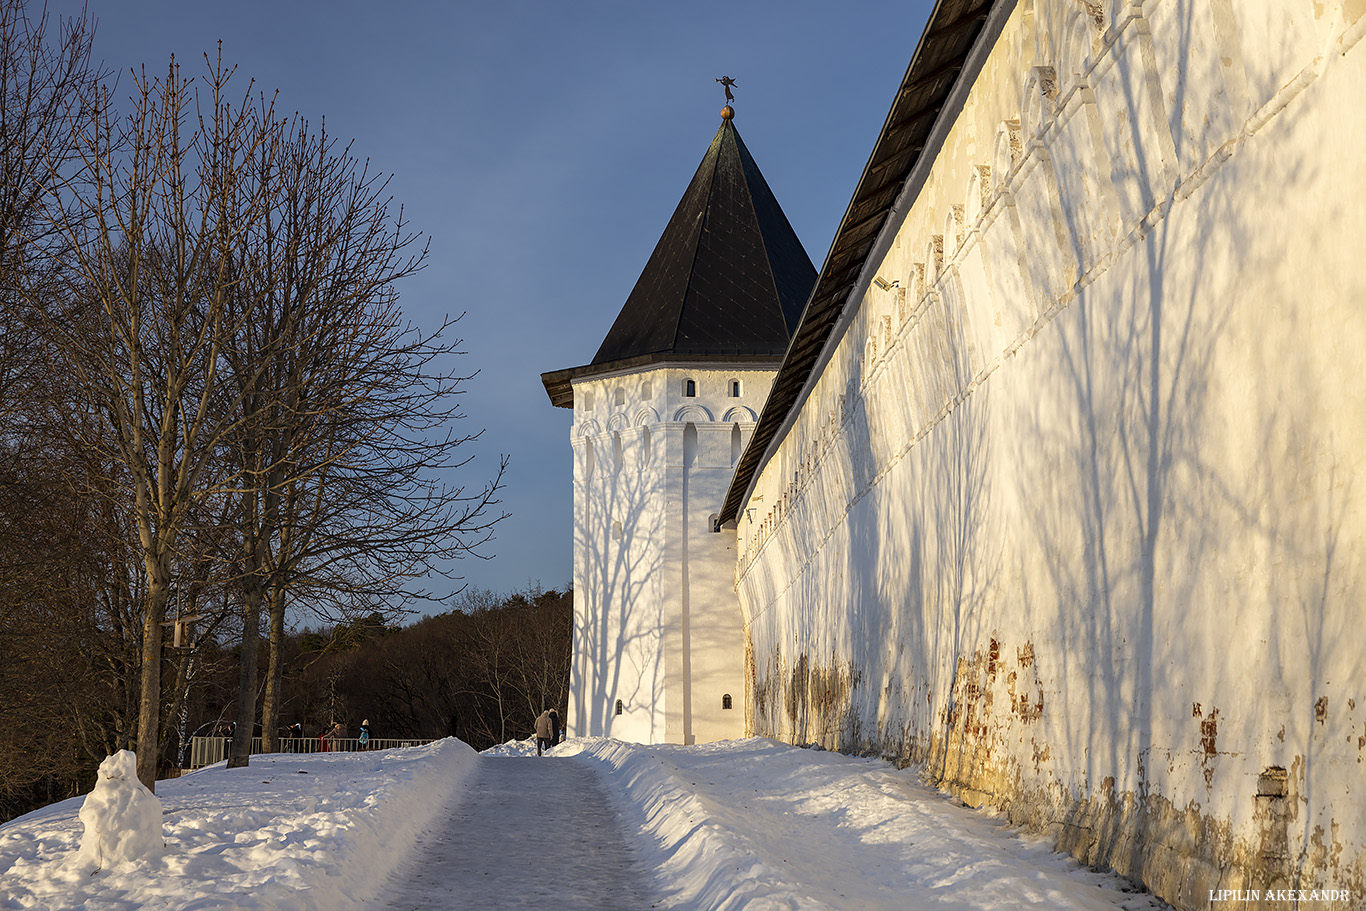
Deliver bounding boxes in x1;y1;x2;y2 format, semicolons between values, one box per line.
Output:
542;109;816;743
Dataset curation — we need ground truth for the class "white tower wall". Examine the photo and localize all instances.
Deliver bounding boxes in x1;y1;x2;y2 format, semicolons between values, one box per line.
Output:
568;364;773;743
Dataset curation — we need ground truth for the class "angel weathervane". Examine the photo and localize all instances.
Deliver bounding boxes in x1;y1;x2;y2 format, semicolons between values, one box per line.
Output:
716;76;737;104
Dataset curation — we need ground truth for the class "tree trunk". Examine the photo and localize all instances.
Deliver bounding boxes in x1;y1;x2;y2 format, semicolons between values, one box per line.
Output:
135;579;168;791
260;586;287;753
227;585;262;768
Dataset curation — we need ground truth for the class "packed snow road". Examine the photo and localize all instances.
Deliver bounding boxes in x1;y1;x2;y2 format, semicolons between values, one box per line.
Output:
381;756;658;910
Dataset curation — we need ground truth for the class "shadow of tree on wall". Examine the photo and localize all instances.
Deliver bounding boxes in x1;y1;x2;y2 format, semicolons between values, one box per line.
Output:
751;280;1000;770
574;428;666;740
745;7;1363;895
1014;1;1357;895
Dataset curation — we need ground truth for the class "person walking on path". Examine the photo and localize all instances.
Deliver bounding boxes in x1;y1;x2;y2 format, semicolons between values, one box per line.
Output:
534;710;554;756
359;719;371;750
548;709;562;746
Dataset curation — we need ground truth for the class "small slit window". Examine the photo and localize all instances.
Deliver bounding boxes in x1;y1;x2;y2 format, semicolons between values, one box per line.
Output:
684;379;696;397
613;388;626;407
709;513;721;533
582;391;594;411
614;699;624;716
730;380;741;397
722;694;733;710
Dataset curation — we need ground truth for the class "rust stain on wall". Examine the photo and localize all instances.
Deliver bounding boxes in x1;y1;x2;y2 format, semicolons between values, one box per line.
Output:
1200;707;1218;760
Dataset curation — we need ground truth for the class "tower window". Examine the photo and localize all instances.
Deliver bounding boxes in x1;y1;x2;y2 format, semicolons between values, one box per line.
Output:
614;388;626;407
722;694;733;710
730;380;741;397
709;513;721;533
614;699;624;716
582;391;594;411
684;379;696;397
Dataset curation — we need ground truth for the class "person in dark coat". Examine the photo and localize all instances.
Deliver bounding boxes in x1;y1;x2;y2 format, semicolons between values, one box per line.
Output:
548;709;561;746
534;710;554;756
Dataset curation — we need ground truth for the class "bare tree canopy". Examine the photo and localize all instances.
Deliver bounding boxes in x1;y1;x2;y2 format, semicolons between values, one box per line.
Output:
1;21;506;794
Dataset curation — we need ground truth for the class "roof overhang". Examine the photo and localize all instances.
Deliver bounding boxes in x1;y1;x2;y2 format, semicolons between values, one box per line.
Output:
719;0;1009;524
542;352;787;409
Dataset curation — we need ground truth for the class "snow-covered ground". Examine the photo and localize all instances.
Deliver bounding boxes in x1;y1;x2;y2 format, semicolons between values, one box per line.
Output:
0;737;1169;910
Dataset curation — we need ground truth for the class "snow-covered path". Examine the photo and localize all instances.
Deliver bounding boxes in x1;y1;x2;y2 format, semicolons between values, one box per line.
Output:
382;756;659;910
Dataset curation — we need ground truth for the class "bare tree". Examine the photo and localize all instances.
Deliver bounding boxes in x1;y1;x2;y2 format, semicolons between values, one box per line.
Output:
212;113;506;762
39;52;281;789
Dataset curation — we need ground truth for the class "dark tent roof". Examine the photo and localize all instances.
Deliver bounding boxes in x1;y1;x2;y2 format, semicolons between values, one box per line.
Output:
542;116;816;408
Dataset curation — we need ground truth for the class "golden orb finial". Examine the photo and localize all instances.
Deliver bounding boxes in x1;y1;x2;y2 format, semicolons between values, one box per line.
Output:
720;104;735;120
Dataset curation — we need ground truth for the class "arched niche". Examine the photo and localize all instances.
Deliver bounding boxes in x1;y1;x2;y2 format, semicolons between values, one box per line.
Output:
632;406;661;427
944;205;965;259
966;164;992;227
993;119;1023;190
1021;66;1059;140
721;405;758;423
1058;5;1105;102
673;404;713;423
575;418;602;438
606;412;630;433
924;234;944;286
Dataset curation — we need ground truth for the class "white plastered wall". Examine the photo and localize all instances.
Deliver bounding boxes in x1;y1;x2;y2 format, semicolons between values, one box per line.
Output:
570;364;773;743
735;1;1366;906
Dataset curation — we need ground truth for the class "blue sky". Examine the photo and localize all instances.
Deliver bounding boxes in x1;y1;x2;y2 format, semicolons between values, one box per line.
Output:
52;0;935;604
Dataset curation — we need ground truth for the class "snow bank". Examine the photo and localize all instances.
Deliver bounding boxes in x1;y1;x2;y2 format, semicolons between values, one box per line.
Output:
75;750;163;871
561;737;1167;911
480;737;540;757
0;738;478;911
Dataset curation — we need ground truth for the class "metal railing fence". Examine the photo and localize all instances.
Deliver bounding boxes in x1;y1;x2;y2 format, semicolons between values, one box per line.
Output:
188;736;434;769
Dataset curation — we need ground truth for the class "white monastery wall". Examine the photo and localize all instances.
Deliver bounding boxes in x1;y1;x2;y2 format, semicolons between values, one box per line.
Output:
570;365;768;743
735;2;1366;907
